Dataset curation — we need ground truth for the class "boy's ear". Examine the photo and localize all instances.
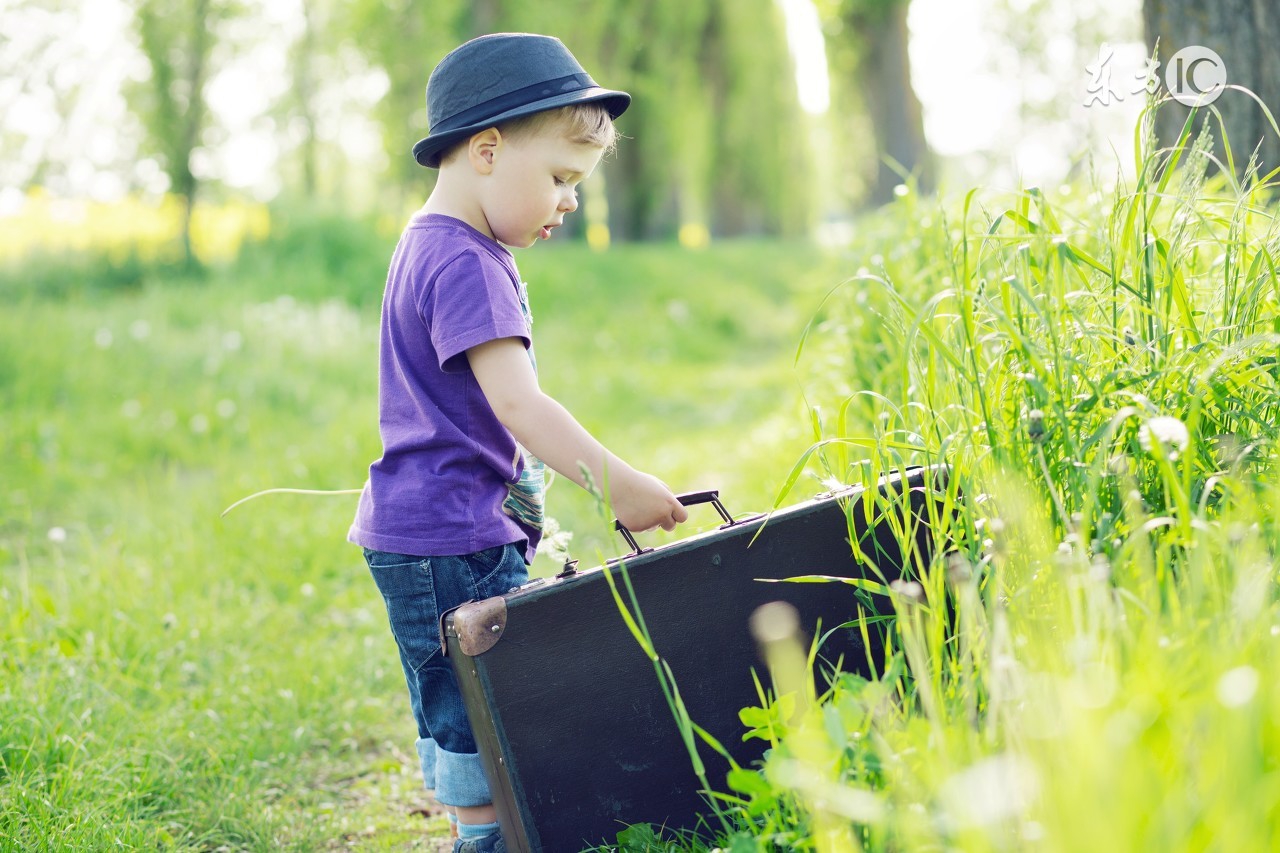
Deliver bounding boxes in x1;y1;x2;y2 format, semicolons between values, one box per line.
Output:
467;128;502;174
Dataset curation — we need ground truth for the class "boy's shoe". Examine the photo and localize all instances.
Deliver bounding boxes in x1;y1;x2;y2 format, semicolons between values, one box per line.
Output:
452;833;505;853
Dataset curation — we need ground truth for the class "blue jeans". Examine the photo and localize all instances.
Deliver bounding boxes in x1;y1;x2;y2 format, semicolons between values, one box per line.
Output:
364;542;528;807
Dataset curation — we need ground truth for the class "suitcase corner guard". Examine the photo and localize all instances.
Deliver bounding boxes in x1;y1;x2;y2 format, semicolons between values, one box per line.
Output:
443;596;507;657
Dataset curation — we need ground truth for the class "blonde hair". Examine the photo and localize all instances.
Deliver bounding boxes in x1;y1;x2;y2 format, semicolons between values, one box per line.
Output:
439;102;618;166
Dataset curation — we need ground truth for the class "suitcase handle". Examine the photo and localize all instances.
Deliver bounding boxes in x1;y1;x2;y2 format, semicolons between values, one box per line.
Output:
612;490;737;560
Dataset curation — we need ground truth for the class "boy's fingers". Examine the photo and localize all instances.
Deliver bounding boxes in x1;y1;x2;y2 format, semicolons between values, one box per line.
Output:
671;502;689;523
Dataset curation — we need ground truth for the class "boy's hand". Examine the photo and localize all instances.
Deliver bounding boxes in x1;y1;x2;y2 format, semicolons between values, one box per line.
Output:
612;468;689;533
467;338;689;534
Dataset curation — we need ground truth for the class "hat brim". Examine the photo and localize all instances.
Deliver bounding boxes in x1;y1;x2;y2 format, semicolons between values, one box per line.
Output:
412;87;630;168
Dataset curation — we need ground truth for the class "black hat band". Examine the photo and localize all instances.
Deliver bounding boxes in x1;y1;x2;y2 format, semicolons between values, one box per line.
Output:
431;73;595;134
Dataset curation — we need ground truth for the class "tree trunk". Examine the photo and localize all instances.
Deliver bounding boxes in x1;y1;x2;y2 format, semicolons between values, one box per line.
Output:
178;0;210;269
1143;0;1280;177
296;0;319;198
850;1;934;205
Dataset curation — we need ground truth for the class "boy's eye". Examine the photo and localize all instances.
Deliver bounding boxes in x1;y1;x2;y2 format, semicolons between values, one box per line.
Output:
553;177;567;186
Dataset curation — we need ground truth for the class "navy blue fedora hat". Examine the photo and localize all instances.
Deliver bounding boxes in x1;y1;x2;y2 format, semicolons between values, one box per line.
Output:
412;33;631;169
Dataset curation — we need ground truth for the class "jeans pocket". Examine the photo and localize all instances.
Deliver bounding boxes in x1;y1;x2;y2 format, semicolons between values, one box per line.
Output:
365;551;440;673
468;543;529;600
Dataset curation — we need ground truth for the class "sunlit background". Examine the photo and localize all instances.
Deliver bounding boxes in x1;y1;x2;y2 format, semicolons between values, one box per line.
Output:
5;3;1280;848
3;0;1151;254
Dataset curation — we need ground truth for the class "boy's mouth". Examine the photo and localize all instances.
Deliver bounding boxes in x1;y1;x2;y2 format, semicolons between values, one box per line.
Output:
540;226;552;240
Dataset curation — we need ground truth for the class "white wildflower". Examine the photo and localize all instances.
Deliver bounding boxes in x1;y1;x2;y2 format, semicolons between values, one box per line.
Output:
1138;416;1189;461
1216;665;1258;708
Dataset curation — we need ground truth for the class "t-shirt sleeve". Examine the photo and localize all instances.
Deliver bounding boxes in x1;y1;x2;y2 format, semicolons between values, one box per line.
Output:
421;250;531;373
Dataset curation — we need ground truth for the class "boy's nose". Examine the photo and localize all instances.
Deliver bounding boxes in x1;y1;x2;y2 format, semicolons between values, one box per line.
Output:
560;190;578;212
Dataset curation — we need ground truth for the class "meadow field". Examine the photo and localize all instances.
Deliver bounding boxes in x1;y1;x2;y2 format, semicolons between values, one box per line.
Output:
4;119;1280;851
0;211;841;849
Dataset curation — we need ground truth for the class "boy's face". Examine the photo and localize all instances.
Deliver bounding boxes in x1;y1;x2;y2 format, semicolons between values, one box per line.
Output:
479;129;604;249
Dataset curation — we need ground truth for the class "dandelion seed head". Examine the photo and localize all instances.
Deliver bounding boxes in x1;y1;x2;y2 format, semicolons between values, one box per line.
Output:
1216;665;1259;708
939;754;1038;829
1028;409;1046;443
1138;416;1189;460
890;579;924;604
121;399;142;418
945;553;973;587
47;526;67;543
129;319;151;340
94;328;113;349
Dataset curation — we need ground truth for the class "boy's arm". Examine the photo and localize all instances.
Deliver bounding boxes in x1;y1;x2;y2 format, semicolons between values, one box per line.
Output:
467;337;688;533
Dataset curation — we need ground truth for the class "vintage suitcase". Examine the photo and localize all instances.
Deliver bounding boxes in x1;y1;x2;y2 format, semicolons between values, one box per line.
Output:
442;466;948;852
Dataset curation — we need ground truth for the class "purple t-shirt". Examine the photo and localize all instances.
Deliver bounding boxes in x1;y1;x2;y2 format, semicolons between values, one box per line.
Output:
348;213;544;562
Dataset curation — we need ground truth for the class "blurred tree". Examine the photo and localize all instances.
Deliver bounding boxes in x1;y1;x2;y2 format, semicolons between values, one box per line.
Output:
817;0;934;207
340;0;468;205
289;0;323;198
129;0;235;267
529;0;810;240
708;0;813;237
339;0;809;240
597;0;718;240
1143;0;1280;177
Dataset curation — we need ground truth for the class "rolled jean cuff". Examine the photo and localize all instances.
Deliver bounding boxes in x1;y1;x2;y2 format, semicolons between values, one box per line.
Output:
415;737;437;792
435;747;491;807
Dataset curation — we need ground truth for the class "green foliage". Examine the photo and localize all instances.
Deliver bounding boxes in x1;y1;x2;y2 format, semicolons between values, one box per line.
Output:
0;281;394;849
612;103;1280;851
0;233;834;848
232;202;394;309
128;0;240;266
0;246;169;301
336;0;811;238
8;94;1280;850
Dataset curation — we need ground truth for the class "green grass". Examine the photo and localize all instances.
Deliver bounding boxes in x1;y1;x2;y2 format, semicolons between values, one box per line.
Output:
0;234;838;849
619;107;1280;851
6;102;1280;851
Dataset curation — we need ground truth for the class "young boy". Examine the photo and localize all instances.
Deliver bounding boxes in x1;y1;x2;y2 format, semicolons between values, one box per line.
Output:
348;33;688;853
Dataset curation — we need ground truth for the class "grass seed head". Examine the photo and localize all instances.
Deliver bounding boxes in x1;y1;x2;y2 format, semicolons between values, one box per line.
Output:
1027;409;1046;443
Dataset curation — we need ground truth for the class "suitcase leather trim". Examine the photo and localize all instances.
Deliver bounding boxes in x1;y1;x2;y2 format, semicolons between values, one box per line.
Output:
445;596;508;657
